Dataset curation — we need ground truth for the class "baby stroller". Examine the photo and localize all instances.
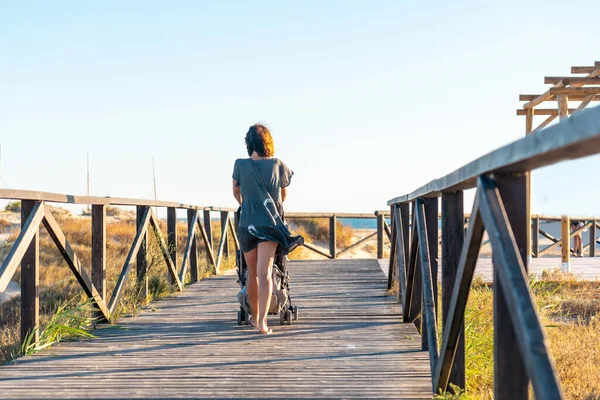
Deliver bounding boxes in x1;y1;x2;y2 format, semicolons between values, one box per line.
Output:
235;214;299;326
236;251;298;325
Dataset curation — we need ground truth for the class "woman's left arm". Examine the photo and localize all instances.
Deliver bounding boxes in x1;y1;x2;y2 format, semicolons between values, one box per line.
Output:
233;179;242;205
281;186;288;203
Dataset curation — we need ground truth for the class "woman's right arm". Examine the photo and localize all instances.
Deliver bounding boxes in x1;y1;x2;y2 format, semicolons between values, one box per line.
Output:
233;179;242;205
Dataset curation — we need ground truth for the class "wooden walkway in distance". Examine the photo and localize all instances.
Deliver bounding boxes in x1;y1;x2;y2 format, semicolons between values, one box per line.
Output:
0;259;431;399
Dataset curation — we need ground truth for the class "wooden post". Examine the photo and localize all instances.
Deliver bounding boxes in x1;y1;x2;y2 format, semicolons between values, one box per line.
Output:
410;200;423;329
189;209;199;282
330;216;337;259
400;203;410;297
557;95;569;121
590;219;597;257
203;209;213;256
441;191;465;391
136;206;149;298
92;205;106;322
220;211;229;260
167;207;177;284
21;200;40;345
561;215;570;271
493;173;529;400
531;216;539;258
421;197;439;351
377;213;384;259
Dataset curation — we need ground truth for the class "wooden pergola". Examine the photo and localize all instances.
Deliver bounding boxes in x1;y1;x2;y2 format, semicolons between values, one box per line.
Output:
517;61;600;134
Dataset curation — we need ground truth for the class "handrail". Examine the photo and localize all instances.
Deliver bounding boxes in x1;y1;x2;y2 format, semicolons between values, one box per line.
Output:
385;105;600;398
0;196;239;348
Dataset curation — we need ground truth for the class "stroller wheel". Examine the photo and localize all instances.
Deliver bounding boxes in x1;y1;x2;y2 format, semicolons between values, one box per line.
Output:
292;306;298;321
237;310;243;326
279;310;285;325
286;310;293;325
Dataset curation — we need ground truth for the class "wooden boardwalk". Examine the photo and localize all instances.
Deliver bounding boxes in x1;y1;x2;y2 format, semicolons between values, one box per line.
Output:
0;259;431;399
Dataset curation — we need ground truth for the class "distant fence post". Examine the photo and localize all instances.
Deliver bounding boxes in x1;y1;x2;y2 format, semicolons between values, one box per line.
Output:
330;216;337;259
561;215;570;271
21;200;40;345
441;191;465;391
590;219;597;257
136;206;149;298
377;213;384;259
92;204;107;322
531;216;539;258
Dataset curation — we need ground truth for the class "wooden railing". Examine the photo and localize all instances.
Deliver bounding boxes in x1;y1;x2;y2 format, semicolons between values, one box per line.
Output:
386;105;600;398
286;212;391;259
0;189;240;346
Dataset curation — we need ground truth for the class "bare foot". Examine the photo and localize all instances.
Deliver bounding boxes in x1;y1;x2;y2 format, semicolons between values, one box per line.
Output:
257;323;272;335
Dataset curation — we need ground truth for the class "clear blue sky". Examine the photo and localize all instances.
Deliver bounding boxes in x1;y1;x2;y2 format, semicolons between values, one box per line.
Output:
1;1;599;215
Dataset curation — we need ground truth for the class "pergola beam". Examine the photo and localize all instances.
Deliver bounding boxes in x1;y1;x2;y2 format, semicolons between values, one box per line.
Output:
519;94;600;102
516;108;577;116
544;77;600;85
572;66;600;74
550;87;600;96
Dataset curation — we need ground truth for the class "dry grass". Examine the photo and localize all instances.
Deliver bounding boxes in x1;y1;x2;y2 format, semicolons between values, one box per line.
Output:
0;207;231;365
458;271;600;399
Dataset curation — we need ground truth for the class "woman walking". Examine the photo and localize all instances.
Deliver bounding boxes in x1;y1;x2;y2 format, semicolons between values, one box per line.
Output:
232;124;302;334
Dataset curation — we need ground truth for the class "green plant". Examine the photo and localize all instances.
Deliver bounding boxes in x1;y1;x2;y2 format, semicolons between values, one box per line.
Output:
4;201;20;213
434;384;466;399
19;296;96;358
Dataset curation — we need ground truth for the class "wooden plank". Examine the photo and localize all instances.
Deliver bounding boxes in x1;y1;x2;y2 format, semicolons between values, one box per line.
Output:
220;211;230;261
571;66;600;74
532;216;539;257
544;76;600;85
520;94;600;101
551;87;600;96
557;94;569;121
574;95;597;113
421;197;438;352
42;205;110;321
590;219;597;257
336;232;377;258
92;205;106;321
227;218;240;251
434;195;484;393
478;174;563;399
387;207;397;290
0;202;44;293
167;207;177;284
203;210;213;267
213;215;229;274
562;215;570;271
196;218;217;269
415;199;439;380
190;210;200;282
388;105;600;205
108;207;151;313
330;216;337;259
377;214;384;259
399;203;410;305
20;200;40;345
525;107;534;133
393;205;407;308
301;242;333;259
440;191;465;391
148;212;183;291
179;211;198;282
383;218;392;241
405;202;421;324
516;108;576;116
136;206;149;299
